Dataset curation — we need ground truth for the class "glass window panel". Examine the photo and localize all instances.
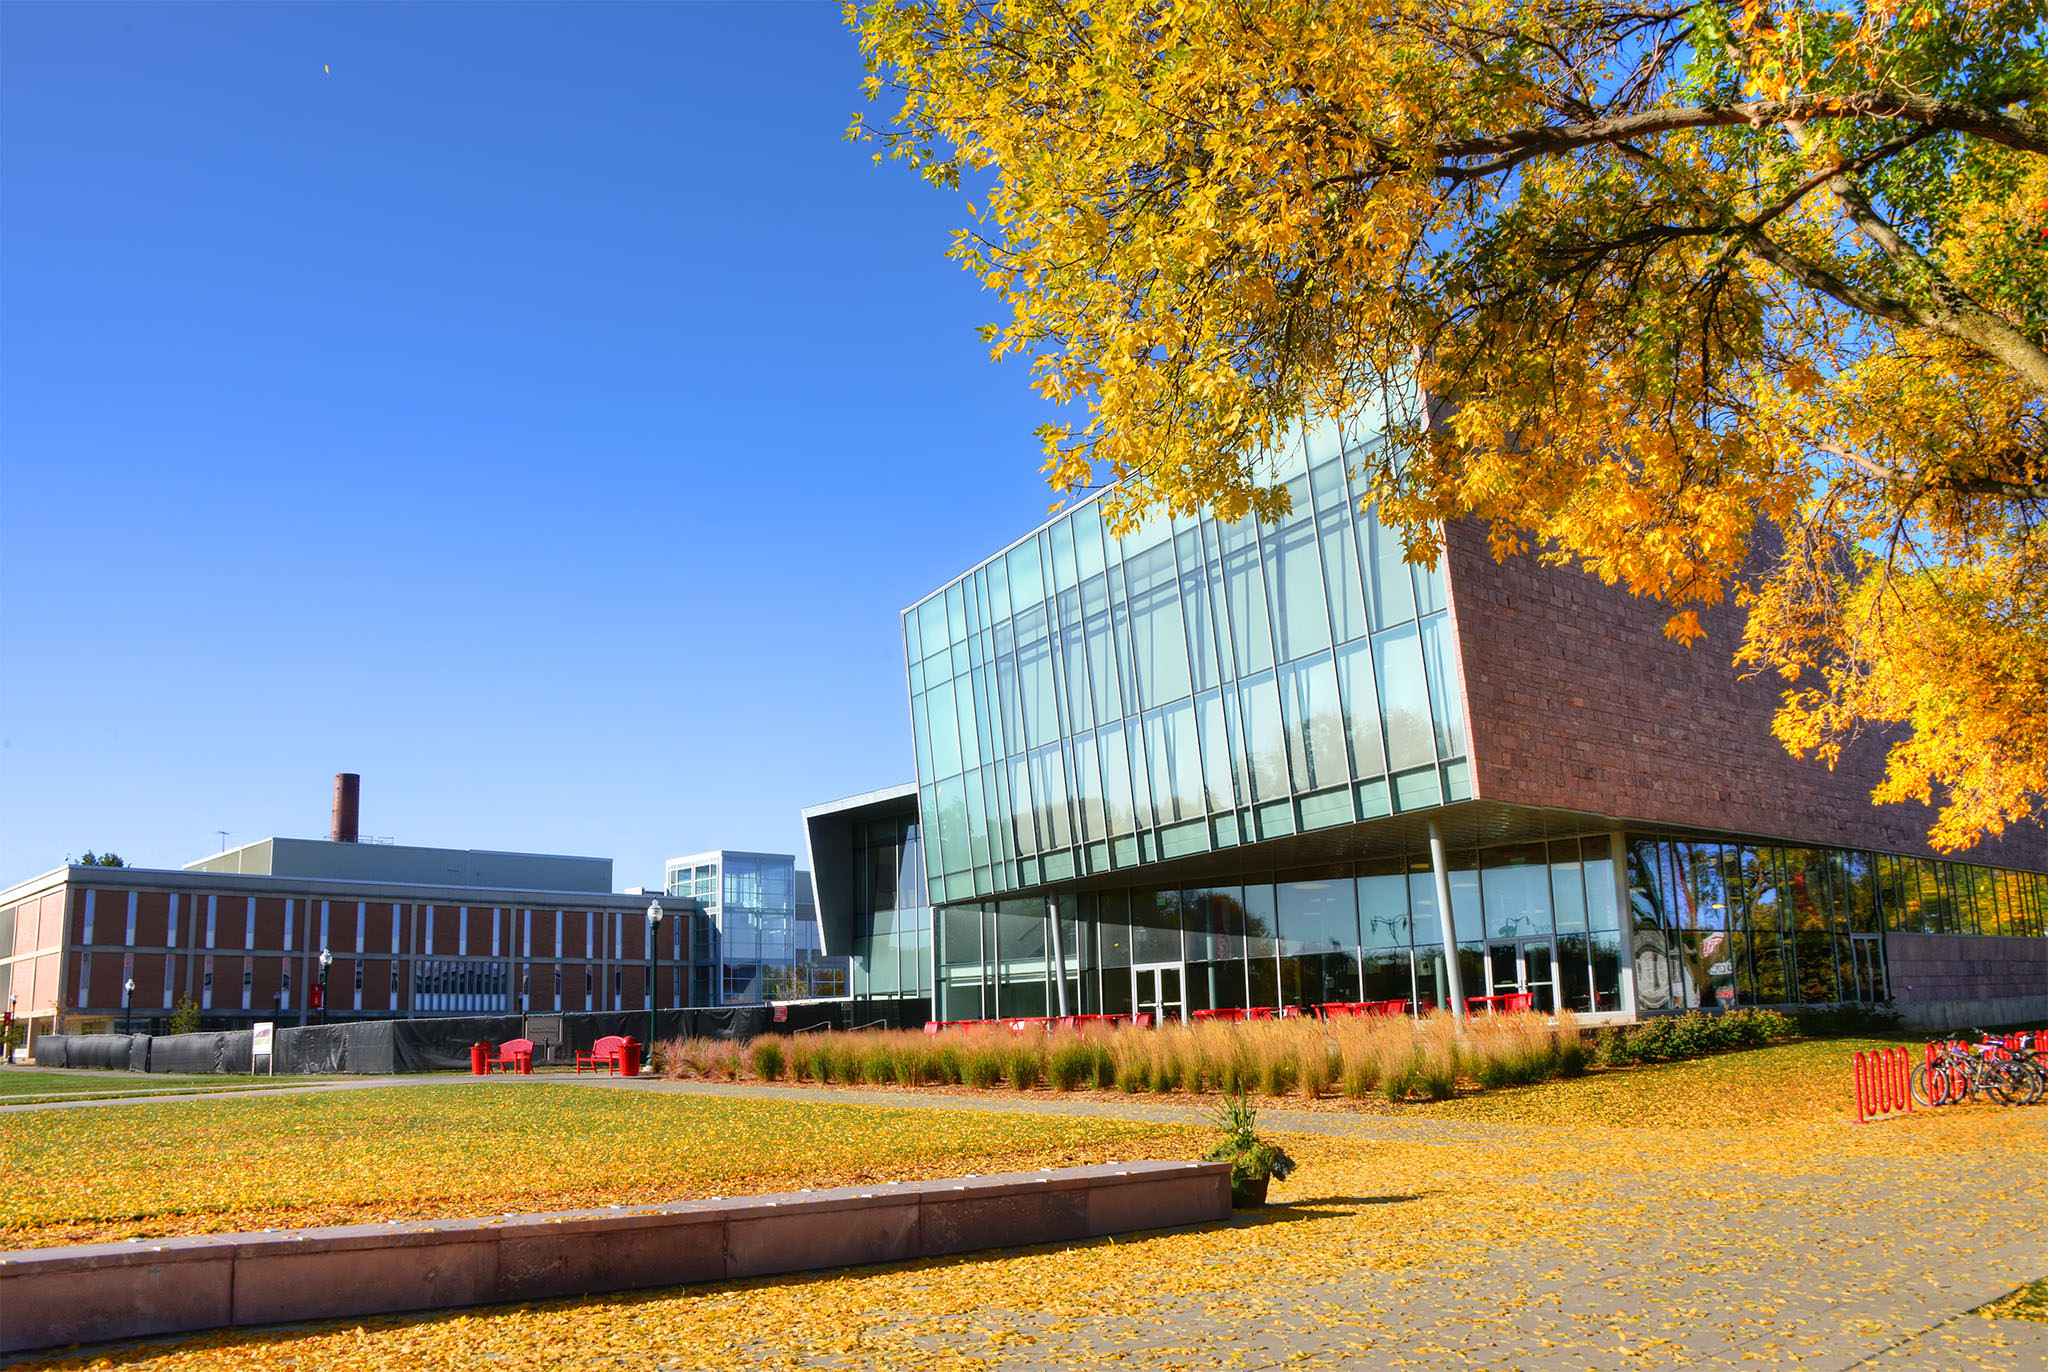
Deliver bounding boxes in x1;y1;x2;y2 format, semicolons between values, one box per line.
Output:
1060;617;1093;733
954;673;981;772
934;777;972;875
1143;699;1205;825
1197;691;1239;813
1277;876;1358;1007
1125;721;1155;829
1279;655;1348;792
1124;542;1192;709
1418;612;1468;758
1049;518;1078;592
1244;884;1280;1007
945;582;968;644
1006;539;1045;608
1028;745;1072;850
1317;502;1369;644
1357;506;1417;628
1075;507;1107;579
1216;518;1275;676
1589;929;1623;1012
1083;603;1122;723
911;691;932;785
1014;612;1059;748
1130;888;1181;964
917;597;949;657
1005;754;1036;855
1356;861;1410;950
1372;623;1436;771
1333;639;1388;779
1184;885;1248;1012
1097;722;1138;836
1263;480;1332;662
1072;736;1107;842
1238;673;1292;802
1407;861;1443;947
1180;534;1223;692
1480;844;1553;939
1413;556;1447;616
1549;842;1588;933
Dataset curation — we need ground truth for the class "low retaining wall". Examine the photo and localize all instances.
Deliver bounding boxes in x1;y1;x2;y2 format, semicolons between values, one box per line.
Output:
0;1160;1230;1354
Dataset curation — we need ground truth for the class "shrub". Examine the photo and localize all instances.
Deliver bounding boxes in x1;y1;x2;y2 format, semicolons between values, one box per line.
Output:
749;1039;786;1082
929;1041;963;1085
962;1045;1006;1089
1556;1032;1588;1078
1380;1052;1416;1102
1259;1053;1297;1097
1090;1043;1118;1090
1005;1043;1043;1091
1297;1042;1333;1099
1340;1055;1376;1098
1148;1051;1183;1094
1046;1040;1092;1091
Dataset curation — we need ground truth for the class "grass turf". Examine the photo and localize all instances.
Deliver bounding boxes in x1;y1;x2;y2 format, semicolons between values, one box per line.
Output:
0;1082;1202;1248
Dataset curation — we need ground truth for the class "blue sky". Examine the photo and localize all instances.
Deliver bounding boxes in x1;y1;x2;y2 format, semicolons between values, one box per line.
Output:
0;1;1060;887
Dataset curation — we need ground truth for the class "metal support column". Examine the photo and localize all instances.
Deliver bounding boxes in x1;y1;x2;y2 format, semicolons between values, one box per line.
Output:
1610;828;1639;1020
1428;819;1467;1018
1048;897;1071;1016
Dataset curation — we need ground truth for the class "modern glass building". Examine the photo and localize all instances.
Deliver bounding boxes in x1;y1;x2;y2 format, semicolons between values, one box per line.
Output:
805;414;2048;1030
663;850;845;1005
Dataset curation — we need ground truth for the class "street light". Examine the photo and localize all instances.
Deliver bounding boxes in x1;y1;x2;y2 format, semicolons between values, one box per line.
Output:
646;900;664;1054
121;978;136;1036
318;947;333;1026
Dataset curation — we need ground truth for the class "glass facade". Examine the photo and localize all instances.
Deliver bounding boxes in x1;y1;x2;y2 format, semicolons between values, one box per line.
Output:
1627;838;2048;1011
664;851;847;1004
932;835;1626;1022
847;813;934;1003
918;830;2048;1022
905;418;1470;907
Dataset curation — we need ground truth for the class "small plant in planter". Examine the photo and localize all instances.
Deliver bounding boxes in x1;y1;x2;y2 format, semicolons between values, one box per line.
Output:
1205;1091;1296;1208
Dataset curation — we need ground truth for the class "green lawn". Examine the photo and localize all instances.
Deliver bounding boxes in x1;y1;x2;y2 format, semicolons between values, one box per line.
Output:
1411;1036;1902;1128
1979;1278;2048;1322
0;1068;321;1103
0;1082;1201;1248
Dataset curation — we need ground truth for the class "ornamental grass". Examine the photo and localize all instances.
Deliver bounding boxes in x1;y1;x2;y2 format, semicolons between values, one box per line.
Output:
687;1011;1594;1103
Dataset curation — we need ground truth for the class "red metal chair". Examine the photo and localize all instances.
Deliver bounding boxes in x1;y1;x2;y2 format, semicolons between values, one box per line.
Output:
576;1034;628;1074
485;1037;534;1074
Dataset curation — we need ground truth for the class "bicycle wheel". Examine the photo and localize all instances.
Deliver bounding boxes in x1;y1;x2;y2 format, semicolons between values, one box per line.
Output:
1912;1060;1956;1107
1984;1061;2029;1106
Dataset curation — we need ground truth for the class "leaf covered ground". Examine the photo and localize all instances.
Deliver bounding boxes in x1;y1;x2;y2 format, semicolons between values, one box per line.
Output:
0;1085;1202;1247
10;1038;2046;1370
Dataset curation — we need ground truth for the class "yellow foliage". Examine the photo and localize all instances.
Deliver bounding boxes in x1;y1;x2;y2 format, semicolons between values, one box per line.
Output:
849;0;2048;849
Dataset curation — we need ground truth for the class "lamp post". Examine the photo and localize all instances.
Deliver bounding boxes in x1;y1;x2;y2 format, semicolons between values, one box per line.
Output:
121;978;136;1036
645;900;664;1054
318;947;333;1026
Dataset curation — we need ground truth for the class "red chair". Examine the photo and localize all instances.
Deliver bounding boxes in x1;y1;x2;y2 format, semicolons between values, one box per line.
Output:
576;1034;628;1074
485;1038;534;1074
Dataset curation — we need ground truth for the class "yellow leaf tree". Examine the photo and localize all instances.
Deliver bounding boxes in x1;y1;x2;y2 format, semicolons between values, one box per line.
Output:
848;0;2048;851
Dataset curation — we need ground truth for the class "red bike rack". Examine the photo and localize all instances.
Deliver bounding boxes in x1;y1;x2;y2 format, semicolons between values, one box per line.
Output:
1853;1046;1913;1123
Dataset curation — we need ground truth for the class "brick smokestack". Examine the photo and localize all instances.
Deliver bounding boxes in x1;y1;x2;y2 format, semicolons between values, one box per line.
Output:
331;773;360;844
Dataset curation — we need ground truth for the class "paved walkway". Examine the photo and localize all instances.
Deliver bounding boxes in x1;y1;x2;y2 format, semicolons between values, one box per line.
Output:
8;1071;2046;1370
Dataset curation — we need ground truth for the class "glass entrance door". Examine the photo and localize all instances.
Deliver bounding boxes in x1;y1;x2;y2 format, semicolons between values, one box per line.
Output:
1134;963;1184;1024
1849;934;1888;1003
1485;939;1558;1012
1522;940;1556;1013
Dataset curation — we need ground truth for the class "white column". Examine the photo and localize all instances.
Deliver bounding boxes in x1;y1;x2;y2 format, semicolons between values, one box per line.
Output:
1048;897;1071;1017
1610;828;1639;1020
1428;819;1467;1018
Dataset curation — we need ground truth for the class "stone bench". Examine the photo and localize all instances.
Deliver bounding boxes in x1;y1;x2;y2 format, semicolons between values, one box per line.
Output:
0;1160;1230;1353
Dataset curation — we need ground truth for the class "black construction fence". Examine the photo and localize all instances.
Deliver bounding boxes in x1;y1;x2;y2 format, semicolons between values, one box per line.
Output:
27;998;931;1076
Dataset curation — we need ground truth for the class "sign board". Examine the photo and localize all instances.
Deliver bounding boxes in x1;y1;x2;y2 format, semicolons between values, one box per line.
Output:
252;1022;275;1076
773;1005;789;1023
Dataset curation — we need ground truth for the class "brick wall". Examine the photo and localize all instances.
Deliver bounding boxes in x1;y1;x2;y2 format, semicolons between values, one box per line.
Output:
1442;520;2048;871
1886;933;2048;1004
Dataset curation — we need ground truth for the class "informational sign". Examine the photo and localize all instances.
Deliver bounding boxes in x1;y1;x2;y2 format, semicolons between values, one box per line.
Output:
253;1021;274;1076
773;1005;789;1023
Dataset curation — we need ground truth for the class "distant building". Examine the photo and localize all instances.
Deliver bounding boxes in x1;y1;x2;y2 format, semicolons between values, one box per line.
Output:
663;850;846;1005
0;777;708;1046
